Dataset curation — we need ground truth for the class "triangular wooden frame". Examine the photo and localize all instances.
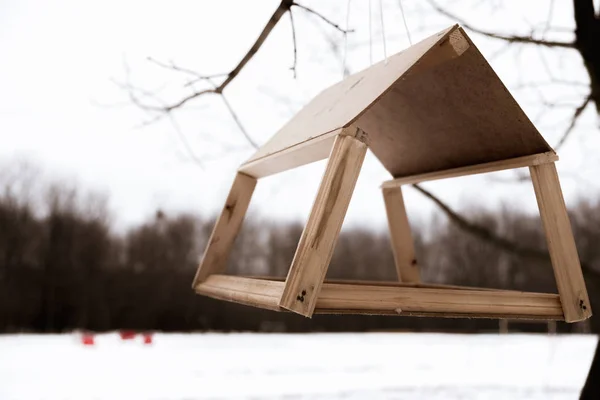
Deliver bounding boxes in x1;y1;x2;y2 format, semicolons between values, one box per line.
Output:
192;25;591;323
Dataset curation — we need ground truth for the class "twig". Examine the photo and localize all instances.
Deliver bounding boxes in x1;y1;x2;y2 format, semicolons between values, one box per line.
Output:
289;10;298;78
292;3;353;33
221;94;259;149
147;57;227;82
427;0;575;48
555;94;592;150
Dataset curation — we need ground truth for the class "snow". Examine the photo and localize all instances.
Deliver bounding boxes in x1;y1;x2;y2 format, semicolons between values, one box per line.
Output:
0;332;596;399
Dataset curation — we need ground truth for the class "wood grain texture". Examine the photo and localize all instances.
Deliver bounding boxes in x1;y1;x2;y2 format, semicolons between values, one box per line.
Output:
530;162;592;322
279;134;367;317
382;152;558;188
382;187;420;283
316;283;562;318
195;275;564;320
192;172;256;286
195;274;283;311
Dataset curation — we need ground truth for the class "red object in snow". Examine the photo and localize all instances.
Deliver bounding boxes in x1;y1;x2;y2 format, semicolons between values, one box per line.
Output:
119;330;136;340
81;334;95;346
143;333;153;345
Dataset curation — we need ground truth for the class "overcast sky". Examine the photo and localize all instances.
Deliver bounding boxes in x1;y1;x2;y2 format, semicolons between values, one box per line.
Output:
1;0;598;231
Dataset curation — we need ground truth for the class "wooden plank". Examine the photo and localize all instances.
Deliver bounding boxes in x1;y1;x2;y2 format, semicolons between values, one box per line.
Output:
243;25;458;166
245;275;532;293
279;134;367;317
239;129;339;178
195;275;283;311
316;282;563;318
195;275;564;320
382;152;558;188
530;162;592;322
239;126;367;178
313;309;563;320
192;172;257;286
382;186;420;282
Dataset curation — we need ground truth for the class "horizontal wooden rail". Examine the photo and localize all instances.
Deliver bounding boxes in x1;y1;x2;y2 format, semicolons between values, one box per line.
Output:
194;275;564;320
382;152;558;188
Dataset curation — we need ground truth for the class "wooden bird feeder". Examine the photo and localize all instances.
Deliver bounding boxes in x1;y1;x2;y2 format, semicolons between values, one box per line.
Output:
192;25;592;323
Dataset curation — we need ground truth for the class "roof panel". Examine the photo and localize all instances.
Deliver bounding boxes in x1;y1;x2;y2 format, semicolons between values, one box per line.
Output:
244;25;458;165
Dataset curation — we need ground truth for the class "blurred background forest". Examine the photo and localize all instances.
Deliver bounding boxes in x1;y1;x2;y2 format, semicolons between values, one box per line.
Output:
2;166;600;334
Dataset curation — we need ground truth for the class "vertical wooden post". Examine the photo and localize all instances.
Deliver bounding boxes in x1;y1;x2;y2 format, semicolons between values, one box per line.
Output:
279;134;367;317
382;186;420;283
530;162;591;322
192;172;257;288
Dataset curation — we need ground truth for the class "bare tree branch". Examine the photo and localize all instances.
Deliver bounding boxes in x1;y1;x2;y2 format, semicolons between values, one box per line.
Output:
411;183;600;280
427;0;575;48
146;57;227;83
555;93;593;150
220;94;258;149
289;10;298;79
412;183;544;259
128;0;295;113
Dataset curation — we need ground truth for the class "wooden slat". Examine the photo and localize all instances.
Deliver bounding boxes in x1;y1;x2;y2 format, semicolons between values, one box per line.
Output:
316;282;562;318
279;134;368;317
382;152;558;188
530;162;592;322
239;129;339;178
195;275;283;311
382;186;420;282
195;275;564;320
192;172;257;286
245;275;533;293
313;309;563;320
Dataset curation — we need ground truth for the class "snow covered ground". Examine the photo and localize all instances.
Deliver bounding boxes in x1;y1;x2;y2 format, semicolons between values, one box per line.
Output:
0;332;597;400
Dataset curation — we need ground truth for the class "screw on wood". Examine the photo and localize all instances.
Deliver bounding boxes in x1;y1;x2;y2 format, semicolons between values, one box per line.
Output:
296;290;307;302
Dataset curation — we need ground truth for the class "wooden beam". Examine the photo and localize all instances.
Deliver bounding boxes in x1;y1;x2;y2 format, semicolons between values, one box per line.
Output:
239;129;339;178
195;274;283;311
382;186;420;283
192;172;257;287
238;275;544;293
195;275;564;320
382;152;558;188
316;282;562;318
530;162;592;322
279;133;368;317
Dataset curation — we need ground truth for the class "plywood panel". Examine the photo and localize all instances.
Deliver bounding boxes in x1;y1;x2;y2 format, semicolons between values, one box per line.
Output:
242;25;458;167
358;28;552;178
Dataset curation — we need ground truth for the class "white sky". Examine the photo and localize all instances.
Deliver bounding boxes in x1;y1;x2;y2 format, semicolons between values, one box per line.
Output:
1;0;598;231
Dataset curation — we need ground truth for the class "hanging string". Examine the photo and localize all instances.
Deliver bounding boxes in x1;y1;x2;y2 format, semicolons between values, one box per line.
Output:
368;0;373;65
379;0;387;64
342;0;352;77
398;0;413;45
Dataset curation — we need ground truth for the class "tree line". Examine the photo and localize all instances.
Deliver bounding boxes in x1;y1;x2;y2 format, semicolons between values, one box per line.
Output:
1;173;599;333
